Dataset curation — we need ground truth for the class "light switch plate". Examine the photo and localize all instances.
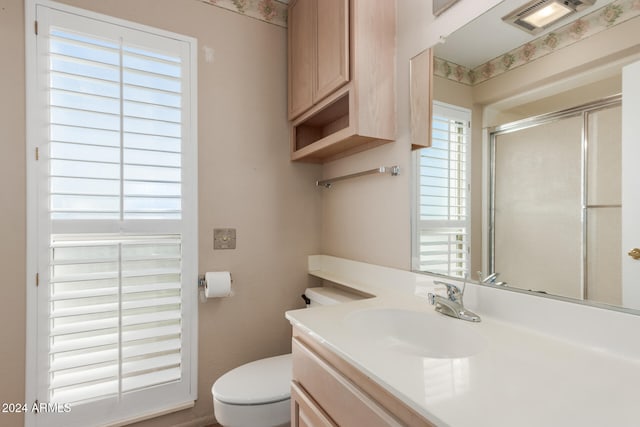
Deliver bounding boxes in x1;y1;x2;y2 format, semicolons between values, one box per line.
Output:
214;228;236;249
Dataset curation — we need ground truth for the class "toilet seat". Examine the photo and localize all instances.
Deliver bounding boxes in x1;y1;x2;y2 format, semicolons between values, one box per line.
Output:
212;354;292;405
213;396;290;427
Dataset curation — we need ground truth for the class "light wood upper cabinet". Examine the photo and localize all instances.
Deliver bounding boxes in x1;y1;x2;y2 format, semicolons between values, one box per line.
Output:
315;0;349;103
288;0;396;162
288;0;315;119
288;0;349;120
410;48;434;150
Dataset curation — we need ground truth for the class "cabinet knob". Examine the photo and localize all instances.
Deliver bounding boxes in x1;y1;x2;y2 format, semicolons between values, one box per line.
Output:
629;248;640;260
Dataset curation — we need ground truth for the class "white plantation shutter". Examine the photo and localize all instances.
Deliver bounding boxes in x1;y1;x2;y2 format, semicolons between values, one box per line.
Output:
414;102;471;277
28;3;197;427
49;28;183;220
49;235;183;404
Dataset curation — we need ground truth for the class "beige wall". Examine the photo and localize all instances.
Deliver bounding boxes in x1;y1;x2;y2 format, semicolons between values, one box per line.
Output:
494;75;622;123
0;1;27;427
2;1;322;426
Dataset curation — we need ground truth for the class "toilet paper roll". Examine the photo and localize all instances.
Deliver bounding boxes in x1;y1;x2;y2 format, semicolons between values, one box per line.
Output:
204;271;233;298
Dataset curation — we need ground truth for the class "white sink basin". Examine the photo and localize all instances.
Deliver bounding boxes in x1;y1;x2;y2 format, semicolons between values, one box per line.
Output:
345;308;486;358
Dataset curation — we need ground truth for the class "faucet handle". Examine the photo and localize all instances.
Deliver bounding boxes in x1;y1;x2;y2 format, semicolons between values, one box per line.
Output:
478;271;499;284
427;293;436;305
433;280;462;301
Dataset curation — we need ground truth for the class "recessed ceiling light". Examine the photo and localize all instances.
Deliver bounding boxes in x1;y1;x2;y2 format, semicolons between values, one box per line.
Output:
502;0;596;35
521;2;573;27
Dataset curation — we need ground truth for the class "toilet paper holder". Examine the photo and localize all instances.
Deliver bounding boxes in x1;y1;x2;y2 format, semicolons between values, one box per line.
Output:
198;273;233;288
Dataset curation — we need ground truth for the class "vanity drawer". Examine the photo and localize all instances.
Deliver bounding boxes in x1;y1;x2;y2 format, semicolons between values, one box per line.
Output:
292;337;403;427
291;381;337;427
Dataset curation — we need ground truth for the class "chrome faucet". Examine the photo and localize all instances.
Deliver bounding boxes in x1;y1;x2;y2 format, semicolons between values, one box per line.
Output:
428;280;481;322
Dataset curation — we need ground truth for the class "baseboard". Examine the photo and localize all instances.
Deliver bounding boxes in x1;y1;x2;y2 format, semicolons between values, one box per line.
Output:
174;415;217;427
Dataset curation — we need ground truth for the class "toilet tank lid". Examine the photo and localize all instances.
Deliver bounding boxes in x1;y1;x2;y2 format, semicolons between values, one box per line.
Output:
304;286;362;305
212;354;292;405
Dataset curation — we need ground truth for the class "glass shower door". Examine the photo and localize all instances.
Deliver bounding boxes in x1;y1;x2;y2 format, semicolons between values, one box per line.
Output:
493;116;583;298
490;98;623;305
585;105;622;305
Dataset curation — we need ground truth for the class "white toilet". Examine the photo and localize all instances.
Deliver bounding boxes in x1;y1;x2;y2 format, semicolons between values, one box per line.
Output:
211;286;361;427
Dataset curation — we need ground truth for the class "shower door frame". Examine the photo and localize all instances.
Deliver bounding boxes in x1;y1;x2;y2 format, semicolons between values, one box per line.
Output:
487;94;622;300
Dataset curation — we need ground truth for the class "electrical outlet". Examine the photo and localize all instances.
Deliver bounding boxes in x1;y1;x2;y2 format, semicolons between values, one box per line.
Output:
214;228;236;249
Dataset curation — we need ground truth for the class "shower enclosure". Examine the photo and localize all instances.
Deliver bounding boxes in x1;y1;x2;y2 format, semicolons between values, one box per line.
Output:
488;95;622;305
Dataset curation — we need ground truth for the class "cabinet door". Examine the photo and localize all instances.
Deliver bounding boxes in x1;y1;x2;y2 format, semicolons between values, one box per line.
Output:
291;382;337;427
410;48;433;150
315;0;349;103
288;0;315;119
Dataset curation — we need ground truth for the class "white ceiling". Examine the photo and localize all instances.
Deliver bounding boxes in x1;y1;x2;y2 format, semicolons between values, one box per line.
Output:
434;0;613;68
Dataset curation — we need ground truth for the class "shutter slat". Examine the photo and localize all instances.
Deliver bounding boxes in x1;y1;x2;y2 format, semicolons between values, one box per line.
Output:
51;324;181;354
122;367;181;393
420;250;467;257
122;353;181;377
51;296;181;318
122;338;181;359
52;364;118;389
51;255;180;266
52;379;118;404
122;323;182;343
122;309;181;327
51;317;119;336
52;287;118;301
51;346;118;372
122;282;181;294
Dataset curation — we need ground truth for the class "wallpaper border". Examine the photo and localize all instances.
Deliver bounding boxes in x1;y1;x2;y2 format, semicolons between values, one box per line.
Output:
434;0;640;86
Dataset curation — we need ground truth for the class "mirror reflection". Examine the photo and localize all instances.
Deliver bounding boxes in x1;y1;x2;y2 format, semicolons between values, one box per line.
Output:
411;0;640;311
490;96;621;303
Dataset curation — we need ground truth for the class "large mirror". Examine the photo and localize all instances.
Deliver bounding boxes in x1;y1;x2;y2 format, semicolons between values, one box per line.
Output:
411;0;640;312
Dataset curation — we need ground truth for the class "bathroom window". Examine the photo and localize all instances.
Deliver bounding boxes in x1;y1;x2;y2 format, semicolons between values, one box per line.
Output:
26;2;197;426
413;102;471;278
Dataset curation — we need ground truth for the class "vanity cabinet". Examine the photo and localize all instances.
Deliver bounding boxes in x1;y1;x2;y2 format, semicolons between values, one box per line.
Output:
287;0;396;162
291;328;436;427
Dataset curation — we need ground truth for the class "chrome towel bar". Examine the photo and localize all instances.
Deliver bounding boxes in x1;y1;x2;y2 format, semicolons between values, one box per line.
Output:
316;166;400;188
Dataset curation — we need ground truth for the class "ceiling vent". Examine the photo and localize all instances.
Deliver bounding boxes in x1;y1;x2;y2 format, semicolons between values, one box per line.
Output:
502;0;596;34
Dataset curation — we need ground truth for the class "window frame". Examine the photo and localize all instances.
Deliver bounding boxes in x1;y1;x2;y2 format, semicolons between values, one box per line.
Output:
25;1;198;426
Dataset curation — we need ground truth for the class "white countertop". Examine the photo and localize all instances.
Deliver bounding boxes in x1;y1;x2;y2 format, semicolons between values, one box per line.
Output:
286;256;640;427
